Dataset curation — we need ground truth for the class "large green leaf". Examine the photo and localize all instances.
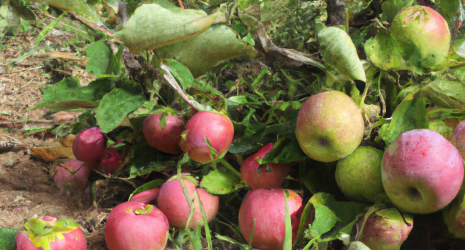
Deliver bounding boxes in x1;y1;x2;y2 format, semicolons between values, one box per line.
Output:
379;94;428;146
200;168;242;195
154;25;257;77
318;27;366;86
30;78;113;112
380;0;417;22
25;0;98;21
127;141;176;178
0;228;18;250
96;81;147;133
422;77;465;109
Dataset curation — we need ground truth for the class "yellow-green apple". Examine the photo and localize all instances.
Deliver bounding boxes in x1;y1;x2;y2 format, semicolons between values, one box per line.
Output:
240;143;293;189
238;189;303;250
382;129;464;214
296;90;364;162
335;146;387;203
356;208;413;250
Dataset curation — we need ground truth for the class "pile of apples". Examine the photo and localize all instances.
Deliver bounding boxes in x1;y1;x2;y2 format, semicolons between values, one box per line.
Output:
17;5;465;250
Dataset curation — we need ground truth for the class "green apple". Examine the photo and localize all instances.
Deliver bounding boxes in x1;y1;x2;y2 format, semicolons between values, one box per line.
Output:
335;146;387;203
296;90;364;162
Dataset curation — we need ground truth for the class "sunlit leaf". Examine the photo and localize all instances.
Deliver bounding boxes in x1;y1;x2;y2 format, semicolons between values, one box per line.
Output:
200;168;242;195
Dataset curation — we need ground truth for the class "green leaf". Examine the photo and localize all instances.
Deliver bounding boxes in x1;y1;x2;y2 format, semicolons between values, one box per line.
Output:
163;59;194;90
379;94;428;146
20;17;32;33
422;77;465;109
128;179;165;201
380;0;417;22
0;228;18;250
200;168;242;195
85;40;112;77
298;161;344;199
35;12;65;47
154;25;257;77
26;0;99;22
96;81;147;133
127;141;176;178
259;136;307;164
30;78;113;112
318;27;366;84
309;203;338;237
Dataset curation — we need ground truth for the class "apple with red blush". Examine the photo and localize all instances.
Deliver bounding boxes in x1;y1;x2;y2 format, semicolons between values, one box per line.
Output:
143;113;184;155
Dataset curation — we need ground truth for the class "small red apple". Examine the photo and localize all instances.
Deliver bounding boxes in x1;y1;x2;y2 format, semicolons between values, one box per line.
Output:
105;201;169;250
238;189;303;250
99;148;122;175
143;113;184;155
180;111;234;163
157;177;219;229
54;160;92;194
240;143;293;189
382;129;464;214
16;216;87;250
72;127;105;164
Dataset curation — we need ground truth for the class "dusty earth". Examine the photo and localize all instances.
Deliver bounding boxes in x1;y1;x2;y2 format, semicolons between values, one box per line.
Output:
0;26;123;249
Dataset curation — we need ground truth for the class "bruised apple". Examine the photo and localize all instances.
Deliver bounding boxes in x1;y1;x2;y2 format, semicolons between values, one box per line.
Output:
72;127;105;164
382;129;464;214
158;177;219;229
105;202;169;250
241;143;293;189
296;91;364;162
54;160;92;194
180;111;234;163
143;113;184;155
238;189;303;250
357;208;413;250
16;216;87;250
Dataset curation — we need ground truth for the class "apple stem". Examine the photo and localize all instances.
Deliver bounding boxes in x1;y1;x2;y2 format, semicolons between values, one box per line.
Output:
394;207;412;227
219;159;243;180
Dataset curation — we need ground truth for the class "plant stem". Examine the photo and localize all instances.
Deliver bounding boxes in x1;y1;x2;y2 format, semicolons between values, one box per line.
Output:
219;159;242;180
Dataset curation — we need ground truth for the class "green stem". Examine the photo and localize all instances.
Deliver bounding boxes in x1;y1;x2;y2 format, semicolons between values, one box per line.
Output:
219;159;242;180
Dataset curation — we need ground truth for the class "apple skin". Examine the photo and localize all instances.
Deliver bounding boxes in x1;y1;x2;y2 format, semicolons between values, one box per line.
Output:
54;160;92;194
238;189;303;250
157;178;219;229
357;208;414;250
296;90;364;162
143;113;184;155
240;143;293;189
180;111;234;163
335;146;387;203
390;6;450;70
72;127;106;164
105;201;169;250
129;188;160;203
382;129;464;214
99;148;122;175
16;216;87;250
451;119;465;159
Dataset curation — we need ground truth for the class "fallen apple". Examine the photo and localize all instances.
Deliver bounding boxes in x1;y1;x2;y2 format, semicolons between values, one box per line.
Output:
238;188;303;250
240;143;293;189
157;177;219;229
180;111;234;163
72;127;106;164
16;215;87;250
296;90;364;162
356;208;413;250
105;201;169;250
99;148;122;175
143;113;184;155
54;160;92;195
382;129;464;214
129;188;160;204
335;146;387;203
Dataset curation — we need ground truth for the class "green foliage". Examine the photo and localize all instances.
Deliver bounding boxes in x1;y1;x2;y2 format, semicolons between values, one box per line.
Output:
0;228;18;250
200;168;243;195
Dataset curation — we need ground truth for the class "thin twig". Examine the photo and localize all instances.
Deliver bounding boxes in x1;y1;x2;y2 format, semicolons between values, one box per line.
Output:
66;10;123;44
160;64;199;112
372;17;388;29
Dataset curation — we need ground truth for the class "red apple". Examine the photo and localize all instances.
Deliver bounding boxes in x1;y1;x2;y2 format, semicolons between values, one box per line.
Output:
157;177;219;229
180;111;234;163
105;201;169;250
72;127;105;164
382;129;464;214
54;160;92;194
99;148;122;175
240;143;293;189
143;113;184;155
452;119;465;159
357;208;413;250
296;91;364;162
16;216;87;250
129;188;160;203
238;189;303;250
